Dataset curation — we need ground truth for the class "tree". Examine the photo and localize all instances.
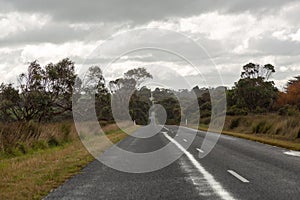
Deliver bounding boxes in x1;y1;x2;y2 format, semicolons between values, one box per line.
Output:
276;76;300;110
18;61;50;122
0;83;21;121
233;63;278;112
43;58;77;118
241;63;275;80
129;86;151;125
109;68;153;123
124;67;153;88
81;66;111;121
0;58;77;122
156;97;181;125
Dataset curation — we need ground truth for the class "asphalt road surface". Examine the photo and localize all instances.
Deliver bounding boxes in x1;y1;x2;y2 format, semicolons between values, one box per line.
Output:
45;125;300;200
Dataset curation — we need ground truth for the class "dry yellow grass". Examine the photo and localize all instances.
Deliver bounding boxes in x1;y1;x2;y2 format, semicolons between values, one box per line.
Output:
0;126;130;200
197;126;300;151
200;114;300;138
195;113;300;150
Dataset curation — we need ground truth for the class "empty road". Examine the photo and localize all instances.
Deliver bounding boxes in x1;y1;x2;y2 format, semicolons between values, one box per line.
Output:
45;125;300;200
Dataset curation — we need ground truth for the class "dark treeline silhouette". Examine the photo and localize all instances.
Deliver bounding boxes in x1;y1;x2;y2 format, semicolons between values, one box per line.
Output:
1;58;300;126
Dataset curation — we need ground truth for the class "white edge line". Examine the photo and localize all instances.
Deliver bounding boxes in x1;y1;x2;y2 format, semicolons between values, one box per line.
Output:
163;127;169;131
163;132;235;200
283;151;300;157
227;170;249;183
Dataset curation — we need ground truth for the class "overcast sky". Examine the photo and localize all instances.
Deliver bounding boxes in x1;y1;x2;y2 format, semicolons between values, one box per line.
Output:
1;0;300;90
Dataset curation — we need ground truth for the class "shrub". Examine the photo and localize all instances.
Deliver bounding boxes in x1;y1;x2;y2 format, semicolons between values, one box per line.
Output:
61;124;71;142
200;110;211;118
297;128;300;138
200;102;211;110
278;105;299;116
230;118;241;129
32;140;48;150
227;106;248;116
23;121;41;140
275;127;282;135
252;121;272;134
253;106;268;114
16;142;28;154
48;136;60;147
202;118;211;125
253;121;266;133
287;118;298;128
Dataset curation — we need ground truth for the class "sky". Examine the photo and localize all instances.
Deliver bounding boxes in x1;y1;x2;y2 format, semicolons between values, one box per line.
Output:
1;0;300;90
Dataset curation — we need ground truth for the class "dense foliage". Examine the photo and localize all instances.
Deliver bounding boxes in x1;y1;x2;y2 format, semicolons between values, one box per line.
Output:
0;59;299;125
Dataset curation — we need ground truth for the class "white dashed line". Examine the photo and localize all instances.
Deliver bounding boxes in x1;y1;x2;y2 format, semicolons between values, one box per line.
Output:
163;132;236;200
163;127;169;131
284;150;300;157
227;170;249;183
183;139;188;142
196;148;204;153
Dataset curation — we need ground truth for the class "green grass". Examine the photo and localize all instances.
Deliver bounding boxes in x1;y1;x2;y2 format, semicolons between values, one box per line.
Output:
0;127;131;200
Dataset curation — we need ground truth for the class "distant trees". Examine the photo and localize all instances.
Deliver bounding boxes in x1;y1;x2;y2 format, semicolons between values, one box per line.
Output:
0;60;158;124
124;68;153;88
79;66;112;121
1;59;298;125
129;87;152;125
152;88;181;125
109;67;153;124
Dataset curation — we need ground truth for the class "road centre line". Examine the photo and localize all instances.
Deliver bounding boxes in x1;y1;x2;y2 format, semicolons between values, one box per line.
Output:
227;170;249;183
183;139;187;142
196;148;204;153
163;132;236;200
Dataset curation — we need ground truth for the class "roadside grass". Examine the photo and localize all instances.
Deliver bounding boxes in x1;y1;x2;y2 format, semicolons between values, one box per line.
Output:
196;125;300;151
0;125;131;200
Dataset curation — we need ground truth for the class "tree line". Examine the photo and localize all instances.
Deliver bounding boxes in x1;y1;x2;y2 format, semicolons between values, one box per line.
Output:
0;58;299;125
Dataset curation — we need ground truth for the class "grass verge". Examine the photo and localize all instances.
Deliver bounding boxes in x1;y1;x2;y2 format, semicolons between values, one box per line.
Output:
197;125;300;151
0;128;129;200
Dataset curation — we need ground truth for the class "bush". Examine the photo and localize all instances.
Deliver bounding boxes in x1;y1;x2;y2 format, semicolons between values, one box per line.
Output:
297;128;300;138
253;107;268;114
16;142;28;154
22;121;41;140
278;105;299;116
32;140;48;150
61;124;71;142
230;118;241;129
48;136;60;147
227;106;248;116
200;102;211;110
202;118;211;125
200;110;211;118
287;118;298;129
252;121;272;134
0;122;41;154
275;127;282;135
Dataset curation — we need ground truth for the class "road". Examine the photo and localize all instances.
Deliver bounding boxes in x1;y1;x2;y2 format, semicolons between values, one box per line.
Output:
45;125;300;200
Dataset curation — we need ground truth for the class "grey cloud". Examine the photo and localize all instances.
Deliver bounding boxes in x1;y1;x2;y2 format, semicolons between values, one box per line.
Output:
0;0;297;24
0;23;89;47
0;21;124;47
249;34;300;56
1;0;300;89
